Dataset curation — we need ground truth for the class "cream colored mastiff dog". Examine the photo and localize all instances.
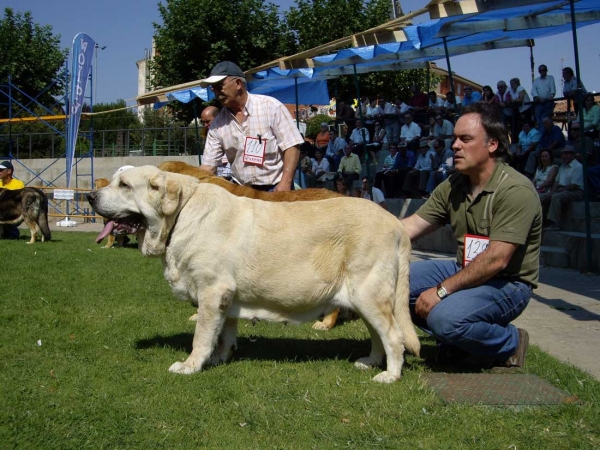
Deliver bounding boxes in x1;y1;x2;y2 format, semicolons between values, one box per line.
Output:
86;166;420;383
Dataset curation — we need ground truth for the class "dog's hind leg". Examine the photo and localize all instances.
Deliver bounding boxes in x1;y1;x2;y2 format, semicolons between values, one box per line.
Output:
169;288;234;375
312;308;339;330
350;277;405;383
23;217;38;244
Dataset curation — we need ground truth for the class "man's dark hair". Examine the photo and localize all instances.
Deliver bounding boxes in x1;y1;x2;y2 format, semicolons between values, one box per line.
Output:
434;138;445;149
563;67;574;76
460;102;509;159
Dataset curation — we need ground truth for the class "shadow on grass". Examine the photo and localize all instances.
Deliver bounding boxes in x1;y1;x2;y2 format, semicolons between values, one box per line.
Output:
136;333;372;362
135;333;480;372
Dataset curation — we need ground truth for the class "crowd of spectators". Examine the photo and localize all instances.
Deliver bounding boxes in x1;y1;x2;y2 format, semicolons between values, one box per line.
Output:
298;69;598;229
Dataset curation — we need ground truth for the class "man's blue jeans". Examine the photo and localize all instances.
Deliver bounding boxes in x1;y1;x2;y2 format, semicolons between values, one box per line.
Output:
409;260;532;361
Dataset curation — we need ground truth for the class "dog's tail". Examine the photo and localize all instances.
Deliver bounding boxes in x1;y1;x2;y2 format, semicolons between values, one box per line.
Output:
394;231;420;357
36;189;52;241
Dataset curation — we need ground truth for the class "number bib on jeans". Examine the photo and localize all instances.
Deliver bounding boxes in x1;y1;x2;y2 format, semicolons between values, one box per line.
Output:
463;234;490;266
243;136;267;165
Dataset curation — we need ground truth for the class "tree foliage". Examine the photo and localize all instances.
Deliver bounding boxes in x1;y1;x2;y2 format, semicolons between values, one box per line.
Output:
284;0;440;103
0;8;68;117
151;0;295;122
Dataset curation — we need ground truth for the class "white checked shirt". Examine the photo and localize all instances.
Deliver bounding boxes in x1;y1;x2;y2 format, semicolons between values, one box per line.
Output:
203;93;304;186
531;75;556;101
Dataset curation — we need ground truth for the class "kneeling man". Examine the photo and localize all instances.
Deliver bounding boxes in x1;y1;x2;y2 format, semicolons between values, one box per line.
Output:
401;102;542;367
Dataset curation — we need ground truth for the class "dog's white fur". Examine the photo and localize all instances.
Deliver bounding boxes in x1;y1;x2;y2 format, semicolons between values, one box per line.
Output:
90;166;420;383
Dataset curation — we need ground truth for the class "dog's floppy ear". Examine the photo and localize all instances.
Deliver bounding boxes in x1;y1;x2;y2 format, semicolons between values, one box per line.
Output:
149;172;181;216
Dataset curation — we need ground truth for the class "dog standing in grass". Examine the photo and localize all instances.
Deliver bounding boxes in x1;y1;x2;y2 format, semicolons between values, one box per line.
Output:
159;160;352;330
0;187;51;243
87;166;420;383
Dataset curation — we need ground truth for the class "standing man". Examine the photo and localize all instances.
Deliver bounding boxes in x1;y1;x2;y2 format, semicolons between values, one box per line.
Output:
562;67;587;113
400;102;541;368
0;160;26;239
198;61;304;191
531;64;556;130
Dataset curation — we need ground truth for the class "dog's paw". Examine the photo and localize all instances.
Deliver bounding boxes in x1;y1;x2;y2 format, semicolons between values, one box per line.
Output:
372;371;400;384
169;361;200;375
312;321;332;331
354;357;378;370
188;313;198;321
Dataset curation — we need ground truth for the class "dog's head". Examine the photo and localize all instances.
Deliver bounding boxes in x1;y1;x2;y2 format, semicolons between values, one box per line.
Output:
87;166;195;256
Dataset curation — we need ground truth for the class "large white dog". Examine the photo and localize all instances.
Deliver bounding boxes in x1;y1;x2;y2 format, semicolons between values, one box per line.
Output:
87;166;420;383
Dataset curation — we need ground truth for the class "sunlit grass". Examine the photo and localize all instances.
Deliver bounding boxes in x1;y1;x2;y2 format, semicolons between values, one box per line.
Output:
1;232;599;449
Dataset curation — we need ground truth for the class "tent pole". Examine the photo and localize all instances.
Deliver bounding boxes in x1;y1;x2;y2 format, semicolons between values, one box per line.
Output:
193;98;201;164
442;37;455;98
294;77;302;188
529;41;535;83
353;64;370;186
569;0;593;273
295;77;300;129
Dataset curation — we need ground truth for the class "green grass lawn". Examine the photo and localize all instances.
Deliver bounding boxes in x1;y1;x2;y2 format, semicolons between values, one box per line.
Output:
1;232;599;449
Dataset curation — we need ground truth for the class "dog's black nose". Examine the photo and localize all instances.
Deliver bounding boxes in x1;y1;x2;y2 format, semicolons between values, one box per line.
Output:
86;192;96;205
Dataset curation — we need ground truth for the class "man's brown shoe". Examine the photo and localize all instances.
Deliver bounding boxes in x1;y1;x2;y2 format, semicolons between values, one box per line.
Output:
502;328;529;368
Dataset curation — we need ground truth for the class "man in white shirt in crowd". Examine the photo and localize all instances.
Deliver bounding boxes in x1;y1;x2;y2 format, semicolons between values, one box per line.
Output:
531;64;556;130
325;128;347;171
360;177;387;210
539;144;584;231
377;95;401;146
400;112;422;151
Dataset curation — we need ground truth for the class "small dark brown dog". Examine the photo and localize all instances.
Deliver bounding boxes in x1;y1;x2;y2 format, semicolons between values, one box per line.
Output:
158;160;348;330
93;178;134;248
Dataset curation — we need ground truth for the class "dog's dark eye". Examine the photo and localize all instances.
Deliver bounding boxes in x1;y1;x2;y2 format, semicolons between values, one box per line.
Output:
119;181;129;189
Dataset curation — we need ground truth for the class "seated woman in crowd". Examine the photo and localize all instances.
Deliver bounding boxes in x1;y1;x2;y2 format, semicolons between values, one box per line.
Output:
582;93;600;139
335;178;351;196
533;148;558;194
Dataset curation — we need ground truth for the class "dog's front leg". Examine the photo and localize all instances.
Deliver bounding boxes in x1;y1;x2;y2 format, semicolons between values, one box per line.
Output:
169;289;232;375
210;318;238;366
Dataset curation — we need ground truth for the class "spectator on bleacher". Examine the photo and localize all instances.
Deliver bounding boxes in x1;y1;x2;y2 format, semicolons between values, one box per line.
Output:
376;95;401;146
374;142;398;191
524;116;566;177
481;85;498;106
335;99;355;140
349;119;370;159
365;98;378;137
297;147;314;188
311;149;330;180
507;78;532;143
531;64;556;130
335;144;362;188
532;149;558;194
582;94;600;139
461;86;482;107
514;121;540;175
365;121;387;164
540;145;584;231
401;113;422;151
402;140;437;198
409;84;429;123
335;178;351;196
360;177;387;210
428;91;444;115
315;123;330;151
424;139;454;197
562;67;587;112
430;114;454;141
325;128;346;171
383;142;416;198
569;121;594;162
495;80;512;128
443;91;461;117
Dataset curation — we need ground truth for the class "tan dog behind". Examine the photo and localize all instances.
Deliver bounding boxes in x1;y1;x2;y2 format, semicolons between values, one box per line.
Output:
159;160;345;330
87;166;419;383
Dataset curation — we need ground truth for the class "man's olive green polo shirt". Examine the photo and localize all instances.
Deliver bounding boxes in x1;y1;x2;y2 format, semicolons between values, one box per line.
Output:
416;161;542;288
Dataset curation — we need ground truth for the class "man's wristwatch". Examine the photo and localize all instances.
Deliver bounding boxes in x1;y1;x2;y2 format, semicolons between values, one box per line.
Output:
436;283;448;300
